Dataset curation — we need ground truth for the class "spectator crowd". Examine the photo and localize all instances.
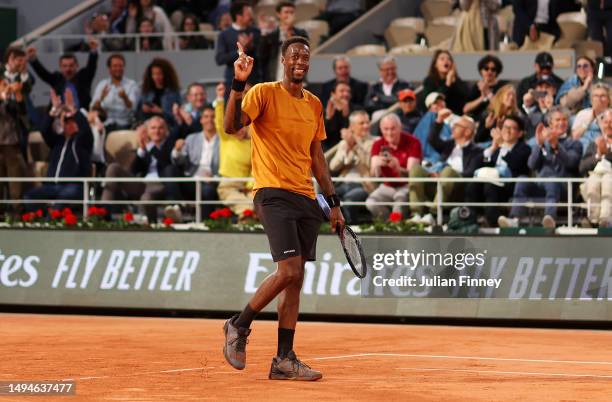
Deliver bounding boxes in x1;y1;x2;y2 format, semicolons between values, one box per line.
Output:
0;0;611;230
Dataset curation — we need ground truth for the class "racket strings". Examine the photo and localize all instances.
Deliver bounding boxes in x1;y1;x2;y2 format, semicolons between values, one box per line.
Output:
342;228;365;275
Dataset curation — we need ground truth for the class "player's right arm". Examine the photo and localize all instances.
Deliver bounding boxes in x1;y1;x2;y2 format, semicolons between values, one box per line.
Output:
224;42;253;134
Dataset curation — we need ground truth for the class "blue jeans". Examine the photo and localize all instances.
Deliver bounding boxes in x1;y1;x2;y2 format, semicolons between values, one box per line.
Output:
24;183;83;212
510;179;562;218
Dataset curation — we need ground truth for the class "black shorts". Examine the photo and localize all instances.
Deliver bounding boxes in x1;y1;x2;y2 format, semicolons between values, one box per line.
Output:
254;187;324;262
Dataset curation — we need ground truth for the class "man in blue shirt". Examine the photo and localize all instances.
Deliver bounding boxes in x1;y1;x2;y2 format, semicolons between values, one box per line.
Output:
90;53;139;131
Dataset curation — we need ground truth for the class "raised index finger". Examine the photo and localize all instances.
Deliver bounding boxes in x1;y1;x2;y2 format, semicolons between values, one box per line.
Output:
236;42;245;56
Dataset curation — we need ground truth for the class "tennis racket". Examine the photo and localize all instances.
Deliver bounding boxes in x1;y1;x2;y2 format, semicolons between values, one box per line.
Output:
316;194;368;278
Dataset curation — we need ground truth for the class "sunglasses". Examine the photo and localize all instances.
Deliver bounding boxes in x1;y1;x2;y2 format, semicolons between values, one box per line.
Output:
576;63;591;69
482;66;497;73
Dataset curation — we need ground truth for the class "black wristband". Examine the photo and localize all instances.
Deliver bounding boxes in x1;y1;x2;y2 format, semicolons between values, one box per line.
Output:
326;194;341;208
232;78;246;92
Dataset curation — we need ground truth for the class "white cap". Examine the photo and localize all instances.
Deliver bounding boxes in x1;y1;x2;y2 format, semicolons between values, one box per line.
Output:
425;92;445;109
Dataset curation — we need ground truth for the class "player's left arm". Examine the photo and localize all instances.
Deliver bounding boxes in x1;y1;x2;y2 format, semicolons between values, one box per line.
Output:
311;140;345;233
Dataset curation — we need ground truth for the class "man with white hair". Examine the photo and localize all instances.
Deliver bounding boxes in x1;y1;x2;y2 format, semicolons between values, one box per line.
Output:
366;113;422;219
571;82;611;155
330;110;375;223
102;115;176;223
499;106;582;228
364;56;412;114
409;110;483;221
579;108;612;227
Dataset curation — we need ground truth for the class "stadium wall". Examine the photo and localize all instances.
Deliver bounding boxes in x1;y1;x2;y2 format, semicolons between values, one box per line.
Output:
0;230;609;322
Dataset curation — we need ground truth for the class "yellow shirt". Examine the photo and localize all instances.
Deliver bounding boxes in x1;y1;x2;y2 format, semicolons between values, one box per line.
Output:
214;99;252;178
242;82;326;199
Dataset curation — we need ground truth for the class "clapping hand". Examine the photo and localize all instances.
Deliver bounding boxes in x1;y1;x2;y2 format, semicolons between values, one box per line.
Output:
137;124;148;150
436;108;452;123
535;122;548;147
216;82;225;100
174;138;185;151
490;127;502;148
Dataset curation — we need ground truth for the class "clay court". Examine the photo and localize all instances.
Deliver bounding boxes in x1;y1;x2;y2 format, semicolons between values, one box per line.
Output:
1;314;611;401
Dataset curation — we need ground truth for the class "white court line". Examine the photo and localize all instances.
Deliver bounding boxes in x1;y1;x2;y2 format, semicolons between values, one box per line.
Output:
309;353;612;366
159;368;212;374
396;367;612;380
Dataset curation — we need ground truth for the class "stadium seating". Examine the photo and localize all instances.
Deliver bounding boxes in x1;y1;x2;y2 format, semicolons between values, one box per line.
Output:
573;40;604;60
389;43;431;55
295;0;322;23
295;19;329;48
424;16;457;47
104;130;139;171
27;131;49;178
384;17;425;49
346;44;386;56
556;11;587;45
254;0;278;19
420;0;453;22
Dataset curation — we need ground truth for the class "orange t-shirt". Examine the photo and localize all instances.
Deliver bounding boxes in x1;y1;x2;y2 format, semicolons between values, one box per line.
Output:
242;81;326;199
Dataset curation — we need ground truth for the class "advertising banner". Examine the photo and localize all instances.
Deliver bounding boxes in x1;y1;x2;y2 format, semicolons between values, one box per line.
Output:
0;230;610;321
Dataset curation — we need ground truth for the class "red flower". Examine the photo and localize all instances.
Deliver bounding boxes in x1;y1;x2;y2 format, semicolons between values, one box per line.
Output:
35;209;43;218
88;206;99;216
388;212;402;223
21;212;35;222
62;207;73;217
98;207;107;216
220;208;233;218
163;217;174;226
123;212;134;222
63;214;78;226
50;209;62;220
209;210;219;219
242;209;254;217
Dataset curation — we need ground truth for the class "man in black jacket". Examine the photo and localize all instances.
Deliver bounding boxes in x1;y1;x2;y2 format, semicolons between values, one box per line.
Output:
465;115;531;226
586;0;612;58
320;56;368;108
26;39;99;109
364;56;412;114
410;109;483;220
516;52;564;108
257;1;308;83
23;91;93;212
215;1;260;98
0;64;30;214
102;116;177;223
511;0;579;46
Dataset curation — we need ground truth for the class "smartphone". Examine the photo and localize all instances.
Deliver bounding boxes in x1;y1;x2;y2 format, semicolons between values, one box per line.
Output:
381;146;391;159
534;91;548;98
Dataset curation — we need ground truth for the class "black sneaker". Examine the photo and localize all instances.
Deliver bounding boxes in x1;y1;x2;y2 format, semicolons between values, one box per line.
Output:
222;314;251;370
268;351;322;381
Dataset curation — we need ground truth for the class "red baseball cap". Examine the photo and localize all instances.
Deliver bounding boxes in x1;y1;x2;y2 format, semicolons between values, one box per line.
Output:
398;89;416;102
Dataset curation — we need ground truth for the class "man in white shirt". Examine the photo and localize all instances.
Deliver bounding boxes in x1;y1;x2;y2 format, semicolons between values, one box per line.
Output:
91;53;139;131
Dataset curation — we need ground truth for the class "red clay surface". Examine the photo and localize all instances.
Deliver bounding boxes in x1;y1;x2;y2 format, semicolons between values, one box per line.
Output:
1;313;611;401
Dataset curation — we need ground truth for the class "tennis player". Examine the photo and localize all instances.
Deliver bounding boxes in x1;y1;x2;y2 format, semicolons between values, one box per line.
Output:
222;36;345;381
